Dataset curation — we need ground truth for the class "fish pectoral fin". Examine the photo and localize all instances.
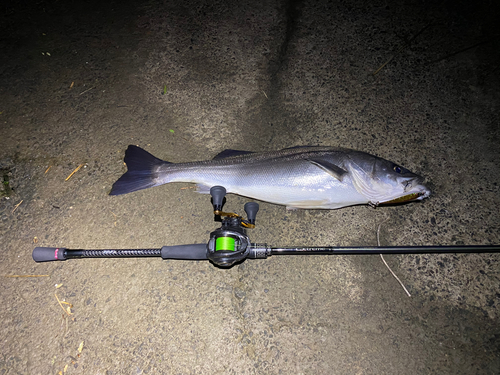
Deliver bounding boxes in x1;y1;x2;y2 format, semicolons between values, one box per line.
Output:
195;184;213;194
306;158;348;181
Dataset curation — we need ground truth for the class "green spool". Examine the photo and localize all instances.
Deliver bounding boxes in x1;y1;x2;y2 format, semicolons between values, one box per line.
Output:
216;236;236;251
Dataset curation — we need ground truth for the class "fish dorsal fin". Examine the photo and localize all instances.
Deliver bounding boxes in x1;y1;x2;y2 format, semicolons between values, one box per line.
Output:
281;145;316;150
212;149;255;160
306;158;348;181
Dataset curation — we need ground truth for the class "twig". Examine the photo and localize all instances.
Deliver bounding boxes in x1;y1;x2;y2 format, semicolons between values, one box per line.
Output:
79;87;94;96
373;22;431;76
377;219;411;297
55;293;73;316
426;39;493;65
12;200;23;213
111;211;118;227
65;164;84;181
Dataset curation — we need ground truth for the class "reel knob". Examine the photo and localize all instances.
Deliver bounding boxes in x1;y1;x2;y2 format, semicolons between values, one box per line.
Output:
244;202;259;224
210;186;226;211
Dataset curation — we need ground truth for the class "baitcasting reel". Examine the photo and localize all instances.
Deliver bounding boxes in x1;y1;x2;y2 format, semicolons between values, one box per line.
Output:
207;186;263;267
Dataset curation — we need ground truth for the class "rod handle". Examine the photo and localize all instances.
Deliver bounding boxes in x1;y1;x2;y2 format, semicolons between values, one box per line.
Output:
33;247;67;262
160;244;208;260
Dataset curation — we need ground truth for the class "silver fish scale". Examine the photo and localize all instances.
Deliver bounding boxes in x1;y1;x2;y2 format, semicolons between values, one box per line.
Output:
160;147;372;209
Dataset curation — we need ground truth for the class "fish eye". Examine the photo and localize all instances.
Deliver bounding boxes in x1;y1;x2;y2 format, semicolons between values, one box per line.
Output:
393;165;402;173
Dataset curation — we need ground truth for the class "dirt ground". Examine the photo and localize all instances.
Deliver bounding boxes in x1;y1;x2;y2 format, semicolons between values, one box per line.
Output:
1;0;499;373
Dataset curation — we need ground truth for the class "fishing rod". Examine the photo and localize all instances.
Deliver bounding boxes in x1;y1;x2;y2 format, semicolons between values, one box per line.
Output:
33;186;500;267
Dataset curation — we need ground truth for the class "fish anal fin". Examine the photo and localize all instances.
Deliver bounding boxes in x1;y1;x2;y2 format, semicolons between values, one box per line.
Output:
306;158;348;181
286;199;331;210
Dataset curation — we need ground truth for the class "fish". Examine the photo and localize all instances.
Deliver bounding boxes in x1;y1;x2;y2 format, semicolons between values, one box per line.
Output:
109;145;431;210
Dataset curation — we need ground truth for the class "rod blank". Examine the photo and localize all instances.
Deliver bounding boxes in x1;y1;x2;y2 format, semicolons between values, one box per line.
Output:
270;245;500;256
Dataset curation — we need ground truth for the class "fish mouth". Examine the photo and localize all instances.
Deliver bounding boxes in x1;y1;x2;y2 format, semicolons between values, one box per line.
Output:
378;177;431;205
379;191;426;205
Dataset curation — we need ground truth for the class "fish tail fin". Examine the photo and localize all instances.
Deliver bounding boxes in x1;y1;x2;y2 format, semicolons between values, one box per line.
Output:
109;145;171;195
